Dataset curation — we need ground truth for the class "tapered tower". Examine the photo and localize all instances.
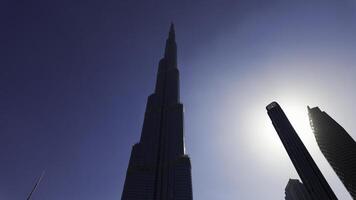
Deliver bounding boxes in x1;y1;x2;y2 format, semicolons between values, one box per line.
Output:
266;102;337;200
121;24;193;200
308;106;356;199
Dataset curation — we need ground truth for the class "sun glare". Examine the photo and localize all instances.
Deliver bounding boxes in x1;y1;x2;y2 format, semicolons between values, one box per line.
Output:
281;98;316;146
238;90;319;170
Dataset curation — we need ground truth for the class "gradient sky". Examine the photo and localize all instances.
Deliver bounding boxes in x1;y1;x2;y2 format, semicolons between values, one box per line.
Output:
2;0;356;199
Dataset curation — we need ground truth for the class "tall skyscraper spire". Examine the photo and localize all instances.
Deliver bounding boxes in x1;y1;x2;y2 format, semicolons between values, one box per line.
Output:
266;102;338;200
164;23;177;68
121;25;193;200
308;106;356;199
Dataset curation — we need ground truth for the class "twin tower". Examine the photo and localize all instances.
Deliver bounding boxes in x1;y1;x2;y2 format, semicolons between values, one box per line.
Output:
121;24;193;200
267;102;356;200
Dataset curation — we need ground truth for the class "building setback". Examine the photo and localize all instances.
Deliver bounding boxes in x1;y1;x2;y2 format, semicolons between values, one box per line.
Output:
266;102;338;200
121;24;193;200
308;106;356;199
285;179;312;200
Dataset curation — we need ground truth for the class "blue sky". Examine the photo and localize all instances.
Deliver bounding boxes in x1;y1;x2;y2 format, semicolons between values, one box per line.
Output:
1;0;356;199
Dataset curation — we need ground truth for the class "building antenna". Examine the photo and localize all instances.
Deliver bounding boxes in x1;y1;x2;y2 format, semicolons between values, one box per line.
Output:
26;170;45;200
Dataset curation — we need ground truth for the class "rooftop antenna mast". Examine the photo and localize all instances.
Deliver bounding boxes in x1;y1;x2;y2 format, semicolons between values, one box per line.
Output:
26;170;45;200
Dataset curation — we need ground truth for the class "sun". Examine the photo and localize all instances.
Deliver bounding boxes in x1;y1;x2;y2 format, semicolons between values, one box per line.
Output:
280;100;316;148
237;93;318;169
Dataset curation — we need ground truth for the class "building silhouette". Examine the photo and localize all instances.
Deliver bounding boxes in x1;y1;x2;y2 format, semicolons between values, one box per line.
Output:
121;24;193;200
266;102;338;200
308;106;356;199
285;179;312;200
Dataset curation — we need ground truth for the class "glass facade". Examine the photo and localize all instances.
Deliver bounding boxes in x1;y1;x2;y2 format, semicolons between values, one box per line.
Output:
308;106;356;199
267;102;337;200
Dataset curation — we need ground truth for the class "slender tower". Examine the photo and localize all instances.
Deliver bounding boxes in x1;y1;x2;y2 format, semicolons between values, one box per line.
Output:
266;102;337;200
121;24;193;200
308;106;356;199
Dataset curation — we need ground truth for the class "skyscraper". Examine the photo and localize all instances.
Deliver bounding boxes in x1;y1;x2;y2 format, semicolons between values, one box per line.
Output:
308;106;356;199
266;102;338;200
121;24;193;200
285;179;312;200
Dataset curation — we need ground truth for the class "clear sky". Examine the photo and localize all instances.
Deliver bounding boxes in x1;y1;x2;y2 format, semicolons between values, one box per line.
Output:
1;0;356;199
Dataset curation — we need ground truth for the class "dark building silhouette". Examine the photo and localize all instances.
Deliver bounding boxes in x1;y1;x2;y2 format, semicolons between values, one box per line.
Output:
308;106;356;199
121;24;193;200
266;102;338;200
285;179;312;200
